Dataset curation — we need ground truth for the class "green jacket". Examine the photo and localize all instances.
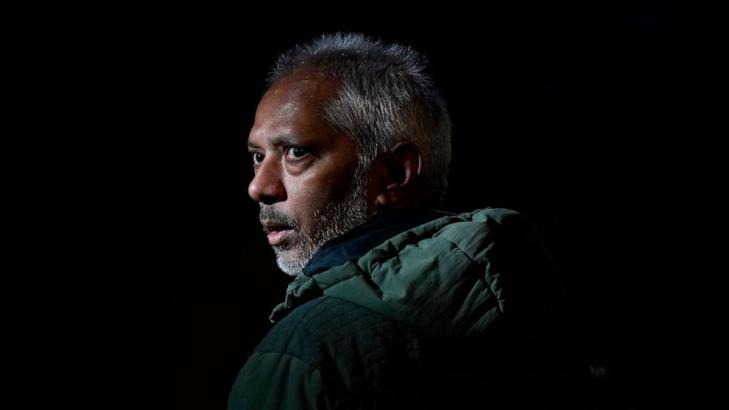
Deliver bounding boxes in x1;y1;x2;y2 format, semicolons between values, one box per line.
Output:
229;208;572;409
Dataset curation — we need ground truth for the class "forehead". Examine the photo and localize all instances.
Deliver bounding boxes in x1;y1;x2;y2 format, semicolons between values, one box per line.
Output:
249;75;339;144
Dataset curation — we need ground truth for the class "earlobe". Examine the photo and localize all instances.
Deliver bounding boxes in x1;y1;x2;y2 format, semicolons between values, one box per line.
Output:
375;186;405;208
375;192;389;206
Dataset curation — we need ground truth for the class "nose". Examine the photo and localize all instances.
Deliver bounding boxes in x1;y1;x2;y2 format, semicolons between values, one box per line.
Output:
248;157;286;205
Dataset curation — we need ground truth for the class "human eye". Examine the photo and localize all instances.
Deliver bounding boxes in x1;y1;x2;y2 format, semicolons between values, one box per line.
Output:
284;146;310;161
250;151;265;165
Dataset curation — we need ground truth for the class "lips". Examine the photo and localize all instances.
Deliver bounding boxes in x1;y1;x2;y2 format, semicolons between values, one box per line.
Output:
260;220;294;246
266;229;293;246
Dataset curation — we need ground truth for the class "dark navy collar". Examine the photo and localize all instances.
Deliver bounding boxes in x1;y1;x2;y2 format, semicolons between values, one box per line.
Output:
301;207;444;277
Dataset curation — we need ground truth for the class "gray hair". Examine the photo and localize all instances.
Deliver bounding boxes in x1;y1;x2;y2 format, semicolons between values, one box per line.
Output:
267;33;452;206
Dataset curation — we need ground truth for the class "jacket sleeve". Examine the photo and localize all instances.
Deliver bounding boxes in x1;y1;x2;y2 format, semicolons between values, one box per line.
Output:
228;351;336;410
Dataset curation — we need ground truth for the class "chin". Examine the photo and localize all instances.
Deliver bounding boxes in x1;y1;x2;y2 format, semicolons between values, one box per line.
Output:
274;250;308;276
277;264;301;277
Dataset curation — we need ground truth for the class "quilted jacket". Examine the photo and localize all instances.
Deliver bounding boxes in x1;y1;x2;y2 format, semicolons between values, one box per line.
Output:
229;208;576;409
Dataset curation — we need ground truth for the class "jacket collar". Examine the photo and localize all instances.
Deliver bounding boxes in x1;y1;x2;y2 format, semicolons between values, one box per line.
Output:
301;206;442;277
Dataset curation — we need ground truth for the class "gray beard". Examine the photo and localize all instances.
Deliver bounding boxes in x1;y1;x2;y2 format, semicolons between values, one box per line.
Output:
263;167;370;276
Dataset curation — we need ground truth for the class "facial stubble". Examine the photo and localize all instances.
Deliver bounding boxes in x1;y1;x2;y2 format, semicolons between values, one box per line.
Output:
260;166;370;276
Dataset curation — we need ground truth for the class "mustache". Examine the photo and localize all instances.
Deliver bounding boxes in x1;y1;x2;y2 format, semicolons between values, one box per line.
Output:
259;207;300;230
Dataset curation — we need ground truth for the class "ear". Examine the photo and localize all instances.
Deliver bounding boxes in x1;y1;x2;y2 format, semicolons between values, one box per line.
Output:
375;142;424;208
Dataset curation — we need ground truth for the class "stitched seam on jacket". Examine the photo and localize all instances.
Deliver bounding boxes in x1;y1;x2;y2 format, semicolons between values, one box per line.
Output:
438;236;504;315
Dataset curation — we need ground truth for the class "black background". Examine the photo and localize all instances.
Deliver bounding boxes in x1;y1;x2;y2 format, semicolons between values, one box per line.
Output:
13;1;694;409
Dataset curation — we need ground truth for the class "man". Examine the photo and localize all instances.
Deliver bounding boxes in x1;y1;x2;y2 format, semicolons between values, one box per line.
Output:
230;33;577;409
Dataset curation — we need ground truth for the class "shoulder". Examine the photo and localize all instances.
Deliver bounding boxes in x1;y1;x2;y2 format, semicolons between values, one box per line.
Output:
372;207;539;267
347;207;561;339
436;207;532;240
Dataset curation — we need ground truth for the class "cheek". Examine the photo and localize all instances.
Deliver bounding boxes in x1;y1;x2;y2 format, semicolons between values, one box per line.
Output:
280;174;331;227
284;163;358;219
286;179;324;211
319;160;360;201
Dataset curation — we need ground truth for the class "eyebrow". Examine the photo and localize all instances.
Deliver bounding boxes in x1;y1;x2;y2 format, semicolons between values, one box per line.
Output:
247;134;301;150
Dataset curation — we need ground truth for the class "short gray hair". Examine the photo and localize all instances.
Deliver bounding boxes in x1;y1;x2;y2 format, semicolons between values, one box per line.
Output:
268;33;452;206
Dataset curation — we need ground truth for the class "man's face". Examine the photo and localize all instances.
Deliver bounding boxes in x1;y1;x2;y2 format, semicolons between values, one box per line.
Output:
247;75;371;275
